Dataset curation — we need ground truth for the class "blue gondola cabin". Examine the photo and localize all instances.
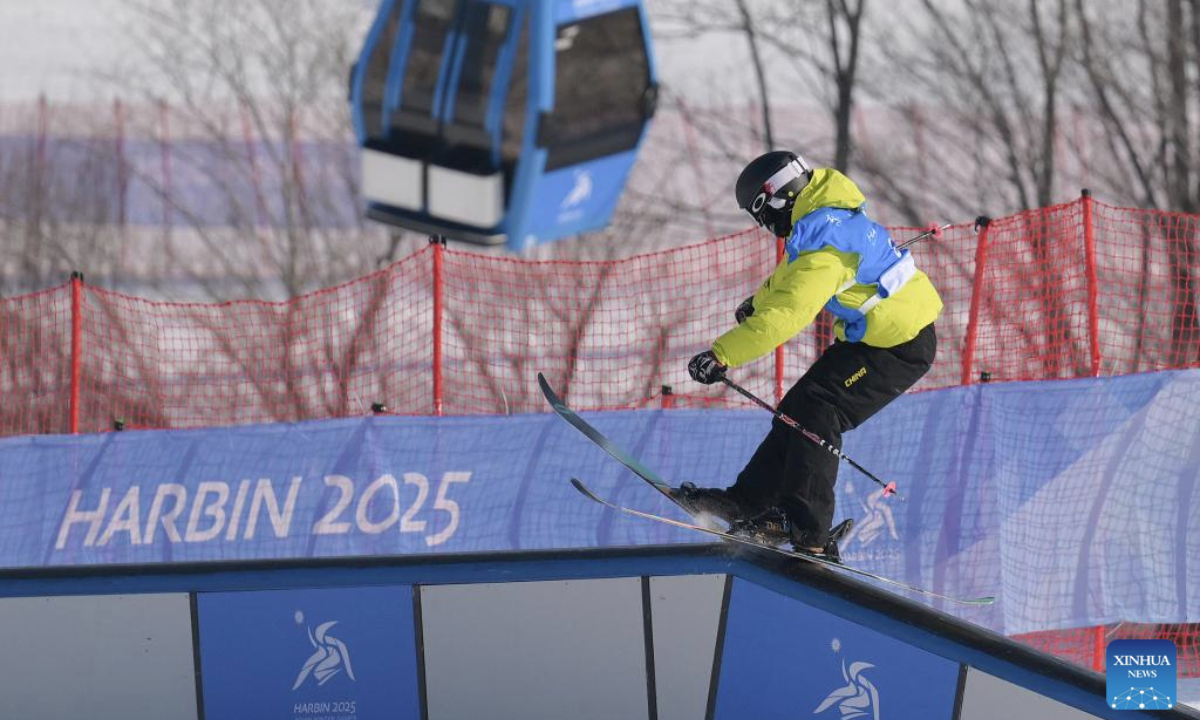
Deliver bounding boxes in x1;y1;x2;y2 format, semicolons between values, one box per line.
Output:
350;0;658;251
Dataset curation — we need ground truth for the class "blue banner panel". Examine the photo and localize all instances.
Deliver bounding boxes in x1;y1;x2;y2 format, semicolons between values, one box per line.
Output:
2;368;1200;636
714;579;961;720
7;412;712;570
197;586;420;720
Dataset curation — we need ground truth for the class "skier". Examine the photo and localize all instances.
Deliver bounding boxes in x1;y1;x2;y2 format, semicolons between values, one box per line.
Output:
672;151;942;561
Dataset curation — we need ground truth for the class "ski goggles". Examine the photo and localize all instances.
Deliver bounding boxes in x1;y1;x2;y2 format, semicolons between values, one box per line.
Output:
747;157;811;226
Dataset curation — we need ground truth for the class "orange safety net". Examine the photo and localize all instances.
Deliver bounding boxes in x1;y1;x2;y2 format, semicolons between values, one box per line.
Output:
1014;623;1200;676
2;194;1199;674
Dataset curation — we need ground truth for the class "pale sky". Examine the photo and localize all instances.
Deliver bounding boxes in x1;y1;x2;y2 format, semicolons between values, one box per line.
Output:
0;0;126;100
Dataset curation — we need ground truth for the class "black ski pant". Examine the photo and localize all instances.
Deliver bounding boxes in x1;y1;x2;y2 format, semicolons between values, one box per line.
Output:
728;323;937;547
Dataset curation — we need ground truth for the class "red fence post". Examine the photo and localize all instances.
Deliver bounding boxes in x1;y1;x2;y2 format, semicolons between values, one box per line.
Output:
114;99;127;229
774;235;785;403
1081;189;1102;377
288;110;308;221
240;102;269;230
431;237;445;416
962;217;993;385
36;94;48;172
1093;625;1107;673
158;101;172;237
69;272;84;434
34;95;48;225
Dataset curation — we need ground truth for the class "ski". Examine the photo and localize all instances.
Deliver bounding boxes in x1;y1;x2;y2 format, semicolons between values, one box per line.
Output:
537;372;680;503
570;477;995;607
538;372;995;606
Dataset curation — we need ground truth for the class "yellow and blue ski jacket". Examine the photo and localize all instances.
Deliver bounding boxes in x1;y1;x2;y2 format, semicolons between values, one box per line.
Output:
712;169;943;368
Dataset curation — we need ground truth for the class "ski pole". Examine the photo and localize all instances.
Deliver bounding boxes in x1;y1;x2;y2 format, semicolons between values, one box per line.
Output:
897;222;950;250
719;376;904;501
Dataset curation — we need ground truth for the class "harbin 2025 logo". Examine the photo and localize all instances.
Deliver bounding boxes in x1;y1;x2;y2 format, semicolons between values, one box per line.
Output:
1106;639;1176;710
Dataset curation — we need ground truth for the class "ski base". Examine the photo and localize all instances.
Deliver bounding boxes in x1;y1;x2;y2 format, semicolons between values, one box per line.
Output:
570;477;995;607
538;372;678;500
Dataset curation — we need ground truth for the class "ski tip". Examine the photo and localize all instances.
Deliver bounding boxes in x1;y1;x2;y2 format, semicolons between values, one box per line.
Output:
537;372;566;409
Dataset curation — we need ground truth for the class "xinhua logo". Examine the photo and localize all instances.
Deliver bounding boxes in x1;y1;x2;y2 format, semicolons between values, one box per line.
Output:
1106;639;1176;710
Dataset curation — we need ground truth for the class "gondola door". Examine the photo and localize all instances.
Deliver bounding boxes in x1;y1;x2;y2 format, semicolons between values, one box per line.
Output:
508;0;657;250
355;0;529;245
352;0;656;251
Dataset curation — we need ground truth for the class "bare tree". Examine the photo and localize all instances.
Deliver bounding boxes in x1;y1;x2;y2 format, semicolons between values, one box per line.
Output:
110;0;417;302
1075;0;1200;368
825;0;869;172
735;0;776;149
868;0;1075;214
0;99;136;295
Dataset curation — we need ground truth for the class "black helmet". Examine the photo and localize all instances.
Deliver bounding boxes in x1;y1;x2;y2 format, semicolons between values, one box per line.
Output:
735;150;812;237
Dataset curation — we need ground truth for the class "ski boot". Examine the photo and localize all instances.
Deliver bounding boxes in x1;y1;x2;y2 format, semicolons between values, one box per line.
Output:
792;518;855;564
669;482;752;525
728;508;793;547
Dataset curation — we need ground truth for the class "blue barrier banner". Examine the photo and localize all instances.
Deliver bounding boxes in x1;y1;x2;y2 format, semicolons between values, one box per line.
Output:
715;579;961;720
0;369;1198;634
8;411;711;568
197;586;421;720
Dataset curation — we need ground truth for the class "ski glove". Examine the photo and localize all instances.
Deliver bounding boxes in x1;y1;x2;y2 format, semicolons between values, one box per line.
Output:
734;296;755;324
688;350;727;385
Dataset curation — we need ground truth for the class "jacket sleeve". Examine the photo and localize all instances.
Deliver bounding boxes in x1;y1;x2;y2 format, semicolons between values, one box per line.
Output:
711;247;852;368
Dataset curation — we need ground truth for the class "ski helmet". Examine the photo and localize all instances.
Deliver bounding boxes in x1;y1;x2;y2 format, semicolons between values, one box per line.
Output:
735;150;812;237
